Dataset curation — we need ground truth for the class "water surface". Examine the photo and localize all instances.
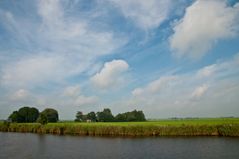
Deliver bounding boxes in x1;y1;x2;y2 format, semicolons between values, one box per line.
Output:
0;132;239;159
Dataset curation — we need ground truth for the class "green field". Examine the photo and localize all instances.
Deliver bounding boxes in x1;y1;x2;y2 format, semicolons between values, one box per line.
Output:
1;118;239;137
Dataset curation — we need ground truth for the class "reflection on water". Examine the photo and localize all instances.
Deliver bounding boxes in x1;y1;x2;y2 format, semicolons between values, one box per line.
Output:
0;132;239;159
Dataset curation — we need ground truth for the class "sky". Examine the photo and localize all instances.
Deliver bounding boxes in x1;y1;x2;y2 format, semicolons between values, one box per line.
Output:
0;0;239;120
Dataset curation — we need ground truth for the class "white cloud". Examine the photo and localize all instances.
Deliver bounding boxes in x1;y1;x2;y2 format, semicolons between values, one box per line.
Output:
196;64;216;78
74;95;98;106
126;53;239;118
1;55;63;87
38;0;63;28
196;53;239;80
110;0;172;30
0;0;126;89
147;76;177;93
91;59;129;89
10;89;29;101
0;11;33;46
63;85;81;97
132;88;143;96
170;0;239;59
191;84;208;98
37;0;123;56
60;85;98;107
132;76;177;96
0;0;129;119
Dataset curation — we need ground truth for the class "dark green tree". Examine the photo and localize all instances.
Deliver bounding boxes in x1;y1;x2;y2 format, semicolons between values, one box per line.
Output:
8;107;39;123
126;110;138;121
75;111;84;122
28;107;39;122
41;108;58;122
97;108;115;122
115;113;127;122
8;111;20;122
134;110;146;121
18;107;30;122
115;110;146;122
86;112;97;122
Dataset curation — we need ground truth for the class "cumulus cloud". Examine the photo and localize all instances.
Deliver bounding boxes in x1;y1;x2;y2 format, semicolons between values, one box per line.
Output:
170;0;239;59
91;59;129;89
110;0;172;30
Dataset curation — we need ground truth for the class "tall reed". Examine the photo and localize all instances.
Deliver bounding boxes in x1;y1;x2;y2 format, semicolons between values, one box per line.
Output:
1;122;239;137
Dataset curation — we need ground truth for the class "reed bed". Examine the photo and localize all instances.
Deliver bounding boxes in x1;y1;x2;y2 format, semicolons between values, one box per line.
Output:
1;118;239;137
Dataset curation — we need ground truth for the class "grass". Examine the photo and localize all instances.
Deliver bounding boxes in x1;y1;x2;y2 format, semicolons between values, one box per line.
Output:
1;118;239;137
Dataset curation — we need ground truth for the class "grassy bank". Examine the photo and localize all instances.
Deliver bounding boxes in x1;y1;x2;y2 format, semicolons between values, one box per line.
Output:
1;118;239;137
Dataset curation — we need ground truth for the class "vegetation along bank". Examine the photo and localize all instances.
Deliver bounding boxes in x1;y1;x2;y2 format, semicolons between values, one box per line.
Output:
1;119;239;137
1;106;239;137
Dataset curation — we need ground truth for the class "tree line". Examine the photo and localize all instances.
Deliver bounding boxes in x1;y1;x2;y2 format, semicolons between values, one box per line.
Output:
8;107;58;125
75;108;146;122
7;106;146;124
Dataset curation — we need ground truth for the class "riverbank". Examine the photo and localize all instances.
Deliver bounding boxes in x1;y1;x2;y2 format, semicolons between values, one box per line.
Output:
1;118;239;136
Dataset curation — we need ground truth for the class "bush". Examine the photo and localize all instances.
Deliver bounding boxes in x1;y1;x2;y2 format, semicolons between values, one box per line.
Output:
37;113;48;125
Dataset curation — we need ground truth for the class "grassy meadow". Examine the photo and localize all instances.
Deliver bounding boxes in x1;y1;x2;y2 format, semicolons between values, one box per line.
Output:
1;118;239;137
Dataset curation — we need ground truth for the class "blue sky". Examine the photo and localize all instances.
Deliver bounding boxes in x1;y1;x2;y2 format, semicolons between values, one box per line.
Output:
0;0;239;119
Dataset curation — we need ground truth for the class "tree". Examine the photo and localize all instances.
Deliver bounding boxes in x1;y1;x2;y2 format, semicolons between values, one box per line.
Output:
115;110;146;122
8;106;39;123
37;113;48;125
75;111;84;122
41;108;58;122
17;107;29;122
8;111;20;122
28;107;39;122
126;110;138;121
115;113;127;122
86;112;97;122
134;110;146;121
97;108;115;122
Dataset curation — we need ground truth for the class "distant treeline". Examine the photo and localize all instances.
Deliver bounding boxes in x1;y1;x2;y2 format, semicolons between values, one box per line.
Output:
7;106;146;124
75;109;146;122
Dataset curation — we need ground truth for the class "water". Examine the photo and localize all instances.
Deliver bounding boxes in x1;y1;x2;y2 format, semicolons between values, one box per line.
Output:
0;132;239;159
